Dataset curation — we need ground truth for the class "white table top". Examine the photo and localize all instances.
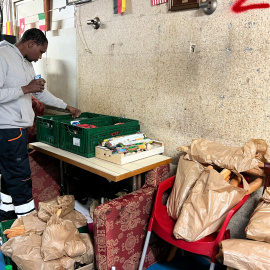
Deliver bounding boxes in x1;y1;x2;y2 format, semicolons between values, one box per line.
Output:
29;142;172;182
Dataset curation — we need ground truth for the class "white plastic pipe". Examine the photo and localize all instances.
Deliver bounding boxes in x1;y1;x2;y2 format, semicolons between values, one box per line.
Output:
138;231;152;270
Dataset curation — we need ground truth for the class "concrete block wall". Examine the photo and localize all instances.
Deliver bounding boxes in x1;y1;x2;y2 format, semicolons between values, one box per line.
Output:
76;0;270;167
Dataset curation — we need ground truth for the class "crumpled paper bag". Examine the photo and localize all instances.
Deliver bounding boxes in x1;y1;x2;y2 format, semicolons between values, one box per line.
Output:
11;210;46;235
12;209;86;236
245;187;270;242
74;233;94;265
41;215;86;261
166;156;205;220
0;233;62;270
173;167;247;242
181;138;269;187
221;239;270;270
38;195;75;222
59;256;76;270
62;210;87;229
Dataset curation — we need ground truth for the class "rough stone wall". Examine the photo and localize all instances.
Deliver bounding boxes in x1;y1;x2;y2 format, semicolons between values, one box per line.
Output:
77;0;270;169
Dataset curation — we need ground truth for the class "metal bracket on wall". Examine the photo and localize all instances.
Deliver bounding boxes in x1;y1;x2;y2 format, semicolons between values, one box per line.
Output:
87;17;101;29
199;0;217;15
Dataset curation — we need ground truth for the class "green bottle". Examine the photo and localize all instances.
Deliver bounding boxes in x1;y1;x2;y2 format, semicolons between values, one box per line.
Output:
5;265;12;270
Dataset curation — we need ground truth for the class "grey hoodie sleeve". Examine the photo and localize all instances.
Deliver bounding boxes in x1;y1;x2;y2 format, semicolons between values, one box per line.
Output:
0;55;24;104
33;90;67;109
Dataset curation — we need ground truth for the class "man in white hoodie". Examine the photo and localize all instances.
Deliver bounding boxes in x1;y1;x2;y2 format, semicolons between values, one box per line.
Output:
0;28;81;220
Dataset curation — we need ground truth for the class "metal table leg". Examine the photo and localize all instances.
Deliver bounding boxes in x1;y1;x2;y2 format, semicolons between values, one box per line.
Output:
132;174;142;192
60;160;69;195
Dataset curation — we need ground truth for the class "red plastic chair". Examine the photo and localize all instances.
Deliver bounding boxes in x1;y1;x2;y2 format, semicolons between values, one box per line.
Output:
138;175;250;270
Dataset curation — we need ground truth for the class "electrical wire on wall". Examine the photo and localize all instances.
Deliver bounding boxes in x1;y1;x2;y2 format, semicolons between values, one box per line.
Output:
76;5;92;54
77;7;92;54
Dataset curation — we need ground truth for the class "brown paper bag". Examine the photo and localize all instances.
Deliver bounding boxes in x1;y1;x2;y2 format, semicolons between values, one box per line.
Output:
221;239;270;270
11;211;46;235
183;138;266;173
59;256;76;270
173;167;246;242
38;195;75;222
1;233;62;270
245;187;270;242
166;156;205;220
41;215;86;261
38;197;59;222
63;210;87;229
73;233;94;265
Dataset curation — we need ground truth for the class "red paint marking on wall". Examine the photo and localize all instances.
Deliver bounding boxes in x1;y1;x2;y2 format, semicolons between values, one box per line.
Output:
232;0;270;13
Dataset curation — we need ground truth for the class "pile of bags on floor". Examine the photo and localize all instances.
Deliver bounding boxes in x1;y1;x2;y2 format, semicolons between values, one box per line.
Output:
0;195;94;270
219;187;270;270
166;138;269;242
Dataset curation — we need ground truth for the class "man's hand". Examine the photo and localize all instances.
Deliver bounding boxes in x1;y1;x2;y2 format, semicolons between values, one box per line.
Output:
66;105;81;118
21;79;46;94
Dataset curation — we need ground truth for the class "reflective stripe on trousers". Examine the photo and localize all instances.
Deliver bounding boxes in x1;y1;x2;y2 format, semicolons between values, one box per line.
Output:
0;128;35;217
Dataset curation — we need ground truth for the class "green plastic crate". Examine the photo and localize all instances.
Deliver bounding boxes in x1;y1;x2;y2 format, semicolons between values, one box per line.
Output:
0;219;18;269
36;112;103;148
78;225;88;233
60;116;140;158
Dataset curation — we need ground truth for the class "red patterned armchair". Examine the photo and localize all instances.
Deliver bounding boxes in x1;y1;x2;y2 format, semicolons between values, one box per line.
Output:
93;164;170;270
29;150;61;209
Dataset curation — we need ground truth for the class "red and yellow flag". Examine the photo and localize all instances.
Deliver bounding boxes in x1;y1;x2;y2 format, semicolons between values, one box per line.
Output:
114;0;126;14
6;21;11;35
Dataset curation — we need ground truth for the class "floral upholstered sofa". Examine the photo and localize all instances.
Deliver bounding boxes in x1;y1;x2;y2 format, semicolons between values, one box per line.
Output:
93;164;170;270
